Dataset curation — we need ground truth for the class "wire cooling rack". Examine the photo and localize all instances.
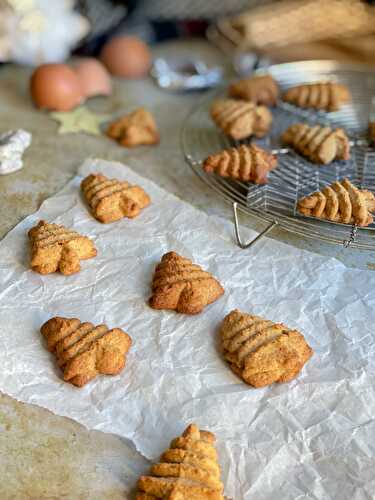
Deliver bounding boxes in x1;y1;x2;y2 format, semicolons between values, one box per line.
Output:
181;60;375;249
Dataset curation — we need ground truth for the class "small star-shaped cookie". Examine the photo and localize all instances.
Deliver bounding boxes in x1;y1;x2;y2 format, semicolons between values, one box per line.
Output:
50;107;110;136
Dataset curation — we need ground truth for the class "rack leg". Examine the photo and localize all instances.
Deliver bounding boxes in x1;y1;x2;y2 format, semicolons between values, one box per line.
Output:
232;202;278;249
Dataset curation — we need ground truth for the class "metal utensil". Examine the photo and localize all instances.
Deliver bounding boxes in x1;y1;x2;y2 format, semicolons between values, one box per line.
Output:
181;60;375;250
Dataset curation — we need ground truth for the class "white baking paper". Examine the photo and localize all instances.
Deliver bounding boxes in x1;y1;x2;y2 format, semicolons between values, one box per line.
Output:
0;159;375;500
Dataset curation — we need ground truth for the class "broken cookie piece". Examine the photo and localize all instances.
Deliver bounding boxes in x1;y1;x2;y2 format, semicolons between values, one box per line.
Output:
106;108;160;147
41;317;132;387
149;251;224;315
28;220;97;275
136;423;224;500
81;172;150;223
220;309;313;388
210;98;272;141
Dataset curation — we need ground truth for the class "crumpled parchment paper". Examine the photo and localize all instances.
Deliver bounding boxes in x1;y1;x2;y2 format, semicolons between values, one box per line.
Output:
0;159;375;500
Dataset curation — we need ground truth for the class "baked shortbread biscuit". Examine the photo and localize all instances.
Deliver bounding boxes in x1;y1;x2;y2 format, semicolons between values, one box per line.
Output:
106;108;160;147
203;144;277;184
149;252;224;315
81;173;150;223
210;99;272;141
136;423;224;500
282;123;350;164
41;317;132;387
369;122;375;145
229;74;279;106
28;220;97;275
297;178;375;227
282;82;351;111
220;309;313;388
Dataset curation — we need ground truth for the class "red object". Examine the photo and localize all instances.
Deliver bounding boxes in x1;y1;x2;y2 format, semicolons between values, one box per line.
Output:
99;36;152;79
30;64;83;111
73;58;112;97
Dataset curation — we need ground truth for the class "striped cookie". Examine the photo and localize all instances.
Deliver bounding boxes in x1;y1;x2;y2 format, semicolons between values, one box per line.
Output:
28;220;97;275
41;317;132;386
81;173;150;223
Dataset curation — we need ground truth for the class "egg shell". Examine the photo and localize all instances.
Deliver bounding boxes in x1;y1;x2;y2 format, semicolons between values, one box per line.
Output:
100;36;152;79
73;58;112;98
30;64;83;111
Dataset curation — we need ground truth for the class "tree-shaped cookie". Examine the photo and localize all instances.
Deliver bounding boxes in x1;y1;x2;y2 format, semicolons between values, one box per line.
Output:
229;74;279;106
81;173;150;223
297;178;375;227
41;317;132;387
282;123;350;164
210;98;272;141
282;82;351;111
220;309;313;388
203;144;277;184
28;220;97;275
136;423;224;499
149;252;224;314
106;107;160;147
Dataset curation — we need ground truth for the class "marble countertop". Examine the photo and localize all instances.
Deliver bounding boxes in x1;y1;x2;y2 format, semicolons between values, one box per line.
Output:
0;39;374;498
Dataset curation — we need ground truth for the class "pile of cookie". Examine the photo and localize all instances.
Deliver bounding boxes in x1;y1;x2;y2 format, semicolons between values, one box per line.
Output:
205;74;375;228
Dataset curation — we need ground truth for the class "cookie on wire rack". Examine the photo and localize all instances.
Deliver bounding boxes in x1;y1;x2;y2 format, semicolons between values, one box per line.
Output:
282;81;351;112
281;123;350;164
369;122;375;146
210;98;272;141
297;178;375;227
202;143;277;184
229;74;279;106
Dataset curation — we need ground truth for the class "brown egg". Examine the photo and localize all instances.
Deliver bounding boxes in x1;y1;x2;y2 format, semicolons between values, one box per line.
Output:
73;58;112;98
100;36;152;79
30;64;83;111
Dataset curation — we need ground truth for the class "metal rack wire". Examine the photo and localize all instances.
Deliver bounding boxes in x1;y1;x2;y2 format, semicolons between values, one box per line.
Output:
181;60;375;249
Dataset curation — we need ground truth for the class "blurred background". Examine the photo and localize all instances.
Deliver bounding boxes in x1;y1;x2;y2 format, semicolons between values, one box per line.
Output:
1;0;375;71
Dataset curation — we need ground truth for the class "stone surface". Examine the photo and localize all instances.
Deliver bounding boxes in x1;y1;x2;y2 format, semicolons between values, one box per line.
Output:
0;39;373;497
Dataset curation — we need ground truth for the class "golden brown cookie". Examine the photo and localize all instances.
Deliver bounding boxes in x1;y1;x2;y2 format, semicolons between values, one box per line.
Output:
229;74;279;106
282;123;350;164
41;317;132;387
210;99;272;141
369;122;375;145
136;423;224;500
203;144;277;184
220;309;313;388
282;82;351;112
81;173;150;223
28;220;97;275
106;108;160;147
149;252;224;315
297;178;375;227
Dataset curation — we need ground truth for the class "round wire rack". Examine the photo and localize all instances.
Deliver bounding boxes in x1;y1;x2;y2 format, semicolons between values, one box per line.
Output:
181;60;375;249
